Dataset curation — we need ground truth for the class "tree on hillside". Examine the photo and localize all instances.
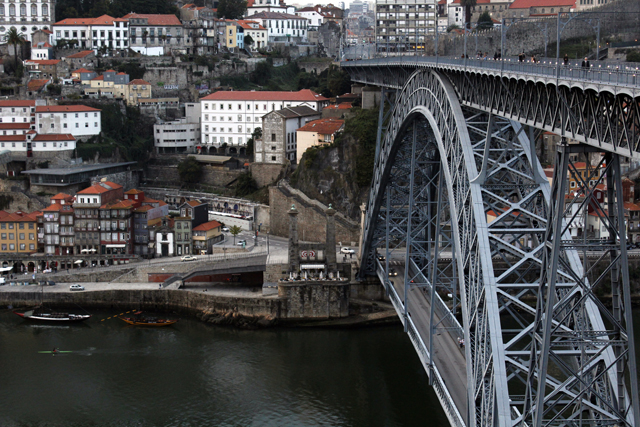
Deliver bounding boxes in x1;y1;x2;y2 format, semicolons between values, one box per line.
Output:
235;172;258;197
5;28;26;70
177;157;203;184
460;0;477;29
244;34;254;50
217;0;247;19
477;11;493;30
229;225;242;245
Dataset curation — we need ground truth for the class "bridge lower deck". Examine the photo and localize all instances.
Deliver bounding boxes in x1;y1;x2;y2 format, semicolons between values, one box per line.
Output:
391;263;468;423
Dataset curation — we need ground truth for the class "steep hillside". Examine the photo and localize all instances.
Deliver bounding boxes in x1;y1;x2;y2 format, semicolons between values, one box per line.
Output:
288;108;378;220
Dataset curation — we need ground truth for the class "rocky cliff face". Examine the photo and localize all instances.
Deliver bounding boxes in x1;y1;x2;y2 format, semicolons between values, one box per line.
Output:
289;133;370;220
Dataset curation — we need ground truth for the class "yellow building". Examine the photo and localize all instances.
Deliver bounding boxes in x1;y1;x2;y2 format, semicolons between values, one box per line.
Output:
296;118;344;162
192;220;223;255
225;21;238;50
0;211;40;253
119;79;153;105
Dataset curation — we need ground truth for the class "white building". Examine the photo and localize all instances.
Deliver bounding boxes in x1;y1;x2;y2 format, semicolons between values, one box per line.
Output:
154;102;202;154
295;7;325;28
245;0;294;16
237;20;268;50
447;0;464;26
246;12;309;43
35;105;101;138
0;100;39;125
0;0;55;43
200;90;328;154
31;41;54;59
52;14;130;52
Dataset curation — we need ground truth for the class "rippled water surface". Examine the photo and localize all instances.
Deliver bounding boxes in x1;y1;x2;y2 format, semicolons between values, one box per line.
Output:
0;309;447;427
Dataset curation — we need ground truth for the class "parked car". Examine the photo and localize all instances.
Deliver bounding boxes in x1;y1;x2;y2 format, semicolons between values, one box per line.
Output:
70;284;85;291
181;255;198;262
341;247;356;254
237;239;247;246
221;227;229;232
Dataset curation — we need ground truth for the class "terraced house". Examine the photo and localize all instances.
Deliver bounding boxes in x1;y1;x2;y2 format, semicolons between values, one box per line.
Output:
0;211;39;254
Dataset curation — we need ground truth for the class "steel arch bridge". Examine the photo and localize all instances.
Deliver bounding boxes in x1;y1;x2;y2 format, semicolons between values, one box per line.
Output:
343;57;640;427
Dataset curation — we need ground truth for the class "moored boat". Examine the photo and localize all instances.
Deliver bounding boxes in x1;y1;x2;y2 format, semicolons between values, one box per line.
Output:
14;309;91;322
119;316;177;326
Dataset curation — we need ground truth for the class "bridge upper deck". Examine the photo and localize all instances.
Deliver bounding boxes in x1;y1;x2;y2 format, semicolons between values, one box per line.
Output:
342;56;640;94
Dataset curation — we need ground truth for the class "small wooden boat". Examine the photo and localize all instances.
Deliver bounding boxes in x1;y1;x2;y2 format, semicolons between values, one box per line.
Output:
119;316;177;326
14;309;91;322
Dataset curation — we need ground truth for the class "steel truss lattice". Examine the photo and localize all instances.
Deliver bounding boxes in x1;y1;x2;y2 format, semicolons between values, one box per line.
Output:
359;68;639;427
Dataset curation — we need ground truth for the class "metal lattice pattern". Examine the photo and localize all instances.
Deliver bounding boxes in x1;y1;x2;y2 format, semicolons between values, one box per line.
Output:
358;68;639;427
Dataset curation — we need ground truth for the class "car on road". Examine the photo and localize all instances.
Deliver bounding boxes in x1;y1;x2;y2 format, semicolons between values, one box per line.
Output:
237;239;247;246
221;227;229;232
341;247;356;254
70;284;85;291
388;268;398;277
181;255;198;262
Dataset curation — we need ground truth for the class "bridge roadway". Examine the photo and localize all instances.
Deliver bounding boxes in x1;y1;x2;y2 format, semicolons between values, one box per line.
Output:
381;258;467;425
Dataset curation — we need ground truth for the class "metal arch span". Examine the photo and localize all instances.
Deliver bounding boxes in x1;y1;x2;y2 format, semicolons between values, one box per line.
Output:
361;68;513;426
360;68;639;426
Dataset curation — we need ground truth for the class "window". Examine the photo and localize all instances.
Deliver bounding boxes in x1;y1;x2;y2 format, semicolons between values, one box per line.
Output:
8;244;14;250
271;133;276;141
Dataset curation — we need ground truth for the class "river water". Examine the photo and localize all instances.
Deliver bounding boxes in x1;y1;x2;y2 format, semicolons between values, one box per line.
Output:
0;309;447;427
2;308;640;427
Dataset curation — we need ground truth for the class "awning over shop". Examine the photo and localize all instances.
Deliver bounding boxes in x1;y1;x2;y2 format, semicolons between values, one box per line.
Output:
74;260;83;264
301;264;325;269
106;244;126;248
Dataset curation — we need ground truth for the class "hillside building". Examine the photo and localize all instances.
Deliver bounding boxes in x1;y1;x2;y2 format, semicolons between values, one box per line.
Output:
200;89;328;154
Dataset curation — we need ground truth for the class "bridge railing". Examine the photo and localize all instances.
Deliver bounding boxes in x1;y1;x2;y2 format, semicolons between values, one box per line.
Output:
342;56;640;88
375;261;466;427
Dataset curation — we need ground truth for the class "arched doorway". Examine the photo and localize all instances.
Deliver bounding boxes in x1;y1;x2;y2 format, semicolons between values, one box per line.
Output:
27;262;35;272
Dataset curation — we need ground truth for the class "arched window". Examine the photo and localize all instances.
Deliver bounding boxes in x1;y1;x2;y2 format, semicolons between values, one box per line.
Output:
31;5;37;16
20;4;26;16
9;4;15;16
42;5;48;15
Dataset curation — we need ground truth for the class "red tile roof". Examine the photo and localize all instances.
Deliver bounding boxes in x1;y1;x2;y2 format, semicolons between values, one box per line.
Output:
65;50;94;58
51;193;72;200
324;102;352;110
77;181;122;195
32;134;76;141
32;42;53;48
129;79;151;85
0;100;35;107
124;189;144;194
72;68;93;74
36;105;101;113
122;13;182;26
28;79;50;91
25;59;61;65
184;200;203;207
105;69;117;72
297;118;344;134
193;220;222;231
202;89;327;102
237;20;266;30
54;15;126;26
248;11;300;19
92;75;105;81
0;123;31;130
0;135;26;142
102;199;136;209
509;0;575;8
